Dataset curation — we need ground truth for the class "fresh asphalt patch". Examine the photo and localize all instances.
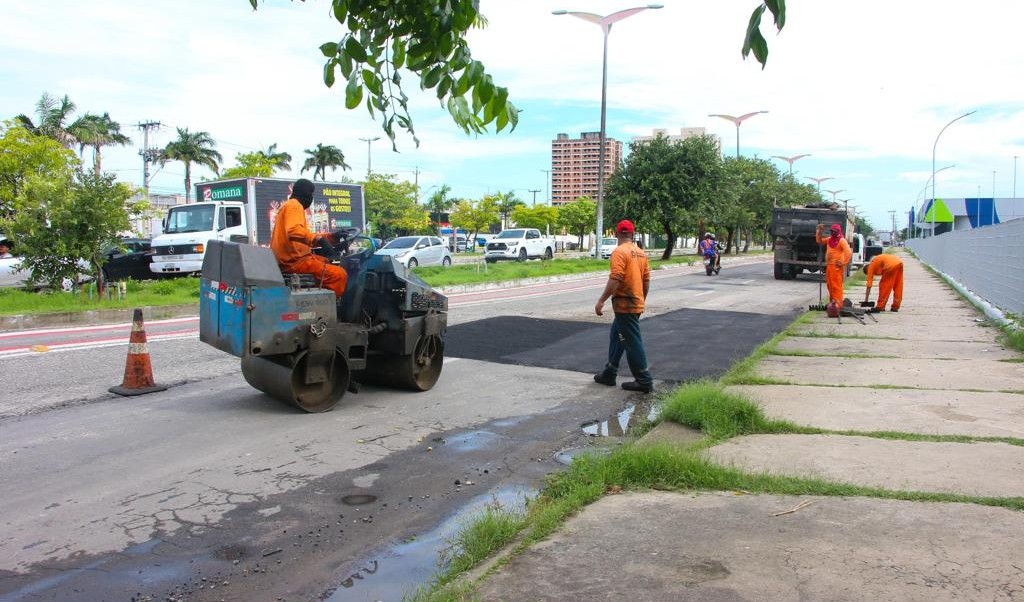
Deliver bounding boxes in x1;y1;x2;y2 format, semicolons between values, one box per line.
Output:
445;308;798;382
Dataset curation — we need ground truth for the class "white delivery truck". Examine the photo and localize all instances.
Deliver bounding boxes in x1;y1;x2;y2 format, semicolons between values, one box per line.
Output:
150;178;365;276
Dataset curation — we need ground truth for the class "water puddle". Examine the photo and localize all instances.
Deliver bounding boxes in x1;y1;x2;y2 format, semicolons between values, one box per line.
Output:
326;484;536;602
581;403;659;437
432;429;509;452
340;494;378;506
553;445;612;466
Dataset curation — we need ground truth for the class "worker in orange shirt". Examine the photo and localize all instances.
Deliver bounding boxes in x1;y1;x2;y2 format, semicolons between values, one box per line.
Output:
815;223;852;305
270;178;347;298
862;254;904;312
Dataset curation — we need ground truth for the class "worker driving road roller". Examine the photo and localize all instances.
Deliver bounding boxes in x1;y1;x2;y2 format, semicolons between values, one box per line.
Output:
270;178;348;298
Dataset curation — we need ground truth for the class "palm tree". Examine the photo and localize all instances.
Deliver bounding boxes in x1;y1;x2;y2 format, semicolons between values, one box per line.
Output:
426;184;453;226
69;113;131;176
16;93;78;148
495;190;525;230
259;143;292;172
161;128;223;202
301;144;350;180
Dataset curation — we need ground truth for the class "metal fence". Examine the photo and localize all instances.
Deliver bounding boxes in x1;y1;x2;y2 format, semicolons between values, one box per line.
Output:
907;219;1024;316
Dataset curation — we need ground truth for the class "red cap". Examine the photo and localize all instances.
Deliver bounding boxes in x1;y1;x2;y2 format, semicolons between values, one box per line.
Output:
616;220;635;234
830;224;842;234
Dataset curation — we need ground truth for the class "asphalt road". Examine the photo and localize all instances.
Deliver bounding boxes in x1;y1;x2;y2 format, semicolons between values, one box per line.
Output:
0;258;821;601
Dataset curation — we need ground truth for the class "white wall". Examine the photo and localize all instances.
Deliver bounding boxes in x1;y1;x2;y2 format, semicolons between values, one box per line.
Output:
908;219;1024;316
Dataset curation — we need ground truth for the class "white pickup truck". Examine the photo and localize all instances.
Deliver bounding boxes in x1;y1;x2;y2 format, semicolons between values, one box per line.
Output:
484;228;555;263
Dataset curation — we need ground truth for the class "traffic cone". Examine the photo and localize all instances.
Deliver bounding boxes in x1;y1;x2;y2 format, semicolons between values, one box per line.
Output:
109;308;168;396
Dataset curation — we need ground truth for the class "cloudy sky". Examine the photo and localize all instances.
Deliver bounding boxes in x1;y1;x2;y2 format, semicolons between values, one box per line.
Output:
3;0;1023;231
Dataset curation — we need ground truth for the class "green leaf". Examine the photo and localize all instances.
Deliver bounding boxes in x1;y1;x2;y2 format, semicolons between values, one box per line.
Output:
436;74;452;100
344;36;368;63
478;75;494;104
362;69;382;96
496;107;509;132
338;52;354;79
750;28;768;67
345;73;363;110
742;5;766;58
320;42;338;58
248;0;257;9
765;0;786;30
324;60;337;88
421;65;443;89
392;39;406;70
332;0;347;24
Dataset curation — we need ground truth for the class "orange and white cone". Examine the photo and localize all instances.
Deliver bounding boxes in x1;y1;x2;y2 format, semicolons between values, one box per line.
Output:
109;308;168;396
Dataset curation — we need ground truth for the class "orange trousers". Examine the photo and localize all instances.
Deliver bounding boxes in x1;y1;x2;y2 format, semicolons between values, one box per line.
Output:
282;255;347;298
825;263;846;304
877;263;904;310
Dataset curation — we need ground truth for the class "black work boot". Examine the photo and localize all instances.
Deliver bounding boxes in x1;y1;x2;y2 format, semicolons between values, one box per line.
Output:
621;381;654;394
593;372;616;387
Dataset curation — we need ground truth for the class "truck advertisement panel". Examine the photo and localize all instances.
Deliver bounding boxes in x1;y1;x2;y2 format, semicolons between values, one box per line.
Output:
196;178;366;245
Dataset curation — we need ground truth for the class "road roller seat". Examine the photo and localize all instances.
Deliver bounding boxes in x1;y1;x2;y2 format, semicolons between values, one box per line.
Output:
338;247;374;323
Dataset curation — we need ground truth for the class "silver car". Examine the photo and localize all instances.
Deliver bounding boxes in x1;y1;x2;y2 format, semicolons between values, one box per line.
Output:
375;236;452;268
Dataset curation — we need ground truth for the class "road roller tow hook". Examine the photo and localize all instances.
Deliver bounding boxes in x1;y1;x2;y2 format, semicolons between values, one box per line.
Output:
310;318;327;339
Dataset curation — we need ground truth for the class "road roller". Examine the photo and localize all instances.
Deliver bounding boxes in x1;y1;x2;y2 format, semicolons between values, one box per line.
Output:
198;233;447;412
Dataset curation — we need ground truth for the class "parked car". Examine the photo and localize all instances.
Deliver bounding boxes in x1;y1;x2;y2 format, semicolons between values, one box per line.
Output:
592;237;618;259
102;238;156;281
0;255;92;290
375;235;452;268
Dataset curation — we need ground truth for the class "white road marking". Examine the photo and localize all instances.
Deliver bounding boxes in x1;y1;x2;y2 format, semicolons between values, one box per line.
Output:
694;290;715;297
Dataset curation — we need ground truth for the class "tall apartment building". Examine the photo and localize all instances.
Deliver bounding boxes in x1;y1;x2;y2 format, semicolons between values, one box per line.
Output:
631;127;708;144
550;132;623;206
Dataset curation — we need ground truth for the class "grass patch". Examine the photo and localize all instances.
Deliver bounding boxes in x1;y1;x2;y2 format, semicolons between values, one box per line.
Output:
0;277;200;316
657;381;800;439
788;331;901;340
999;327;1024;354
415;255;696;288
768;348;899;359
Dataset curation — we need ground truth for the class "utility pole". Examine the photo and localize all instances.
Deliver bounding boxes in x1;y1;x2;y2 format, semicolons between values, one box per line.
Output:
137;121;161;196
529;189;541;207
888;210;897;243
413;166;420;203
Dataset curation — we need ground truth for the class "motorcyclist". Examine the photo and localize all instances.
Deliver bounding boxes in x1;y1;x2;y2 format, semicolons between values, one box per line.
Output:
698;233;722;274
269;178;348;298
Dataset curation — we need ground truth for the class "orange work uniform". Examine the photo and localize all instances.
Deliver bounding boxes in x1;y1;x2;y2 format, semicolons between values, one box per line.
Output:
609;241;651;314
815;231;852;304
865;254;904;311
269;198;347;298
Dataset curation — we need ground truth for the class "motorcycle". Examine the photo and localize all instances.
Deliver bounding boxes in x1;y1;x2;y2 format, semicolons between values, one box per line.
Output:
702;250;721;276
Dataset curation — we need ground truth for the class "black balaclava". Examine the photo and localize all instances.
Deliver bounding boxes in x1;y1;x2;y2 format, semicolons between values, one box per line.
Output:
292;178;315;208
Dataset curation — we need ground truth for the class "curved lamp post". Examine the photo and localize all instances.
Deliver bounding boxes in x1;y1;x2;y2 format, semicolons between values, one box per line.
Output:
359;136;380;179
914;164;955;237
553;4;663;249
931;110;976;235
805;176;833;193
771;153;811;176
824;189;846;204
708;111;769;158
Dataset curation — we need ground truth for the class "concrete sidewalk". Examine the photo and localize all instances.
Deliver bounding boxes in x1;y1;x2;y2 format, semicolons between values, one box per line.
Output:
471;253;1024;601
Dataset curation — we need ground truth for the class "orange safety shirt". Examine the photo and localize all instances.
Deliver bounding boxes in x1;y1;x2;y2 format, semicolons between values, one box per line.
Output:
270;198;320;268
815;231;852;267
609;242;651;314
864;254;903;287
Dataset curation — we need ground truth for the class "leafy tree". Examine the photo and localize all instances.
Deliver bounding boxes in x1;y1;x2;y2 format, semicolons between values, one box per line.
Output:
160;128;222;202
69;112;131;176
0;123;76;219
492;190;524;230
259;143;292;171
449;196;499;245
510;205;558;232
0;169;146;288
362;173;420;239
394;204;432;234
15;93;79;149
855;214;876;238
716;157;782;253
557;197;596;248
221;151;277;178
606;134;723;260
425;184;453;225
301;143;350;180
246;1;783;145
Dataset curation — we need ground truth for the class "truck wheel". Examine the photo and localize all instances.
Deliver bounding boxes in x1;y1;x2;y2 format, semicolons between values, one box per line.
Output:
542;247;553;260
517;248;527;262
773;262;785;280
442;256;451;267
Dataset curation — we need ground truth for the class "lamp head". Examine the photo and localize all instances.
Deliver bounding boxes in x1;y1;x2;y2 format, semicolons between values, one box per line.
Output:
552;9;568;15
647;4;665;8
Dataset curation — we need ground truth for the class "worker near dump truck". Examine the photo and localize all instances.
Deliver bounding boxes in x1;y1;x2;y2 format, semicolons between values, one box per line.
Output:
270;178;347;298
862;254;904;312
815;223;852;305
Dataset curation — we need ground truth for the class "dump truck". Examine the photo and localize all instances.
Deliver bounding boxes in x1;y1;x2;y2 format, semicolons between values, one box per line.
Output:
770;203;860;280
151;178;364;276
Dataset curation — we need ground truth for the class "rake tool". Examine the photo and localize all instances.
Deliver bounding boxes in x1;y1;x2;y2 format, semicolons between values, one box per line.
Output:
808;243;829;311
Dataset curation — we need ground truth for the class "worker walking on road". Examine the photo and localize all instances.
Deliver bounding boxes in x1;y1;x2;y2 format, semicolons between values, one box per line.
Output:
815;223;852;305
270;178;347;298
862;254;904;312
593;220;654;394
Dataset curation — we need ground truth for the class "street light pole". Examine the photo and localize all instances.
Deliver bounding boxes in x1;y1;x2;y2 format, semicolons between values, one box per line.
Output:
540;169;551;204
359;136;380;180
553;5;663;253
805;176;833;193
771;153;811;176
932;110;976;236
708;111;769;158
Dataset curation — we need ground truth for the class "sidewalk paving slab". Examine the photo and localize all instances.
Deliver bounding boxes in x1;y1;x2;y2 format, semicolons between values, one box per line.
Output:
475;492;1024;602
727;384;1024;438
754;356;1024;391
792;323;1000;343
706;434;1024;497
773;336;1018;360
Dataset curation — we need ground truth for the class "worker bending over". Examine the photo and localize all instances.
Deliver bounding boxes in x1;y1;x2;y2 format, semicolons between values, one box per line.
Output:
862;254;904;312
270;178;347;298
815;223;852;305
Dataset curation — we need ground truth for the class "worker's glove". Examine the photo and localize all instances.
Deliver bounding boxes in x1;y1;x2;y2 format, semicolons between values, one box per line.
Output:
331;228;349;243
314;236;332;256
